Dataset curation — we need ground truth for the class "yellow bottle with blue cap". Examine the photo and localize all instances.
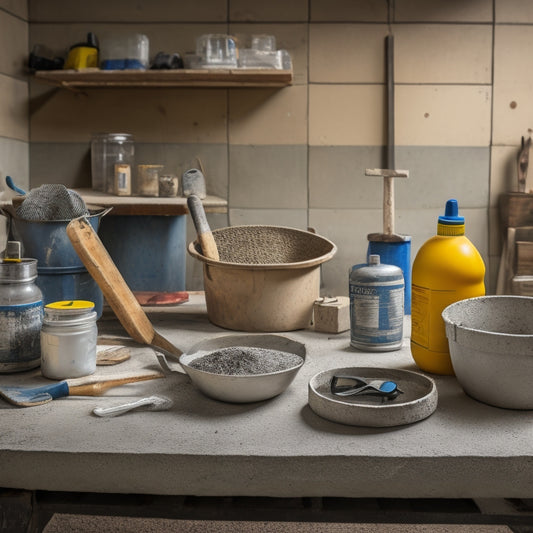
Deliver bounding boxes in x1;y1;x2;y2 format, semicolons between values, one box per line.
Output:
410;199;485;375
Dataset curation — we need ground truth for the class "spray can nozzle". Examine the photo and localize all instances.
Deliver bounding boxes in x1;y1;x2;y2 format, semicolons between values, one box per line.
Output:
438;199;465;225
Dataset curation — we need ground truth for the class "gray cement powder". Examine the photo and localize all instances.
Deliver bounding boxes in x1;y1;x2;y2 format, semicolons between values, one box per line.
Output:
189;346;303;375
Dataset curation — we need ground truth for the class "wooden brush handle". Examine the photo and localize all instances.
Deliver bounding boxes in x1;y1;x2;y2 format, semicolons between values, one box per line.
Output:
187;195;219;261
66;372;164;397
67;217;156;345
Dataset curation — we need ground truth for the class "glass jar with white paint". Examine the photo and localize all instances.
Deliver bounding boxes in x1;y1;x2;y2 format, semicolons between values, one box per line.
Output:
40;300;97;379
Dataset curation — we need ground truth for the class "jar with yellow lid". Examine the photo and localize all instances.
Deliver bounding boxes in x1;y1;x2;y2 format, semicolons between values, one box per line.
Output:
40;300;97;379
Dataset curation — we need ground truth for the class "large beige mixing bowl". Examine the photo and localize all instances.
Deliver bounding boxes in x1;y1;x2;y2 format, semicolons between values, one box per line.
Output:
188;225;337;332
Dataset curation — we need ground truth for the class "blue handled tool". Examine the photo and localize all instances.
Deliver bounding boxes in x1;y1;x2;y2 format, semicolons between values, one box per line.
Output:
0;371;164;407
331;375;403;400
5;176;26;195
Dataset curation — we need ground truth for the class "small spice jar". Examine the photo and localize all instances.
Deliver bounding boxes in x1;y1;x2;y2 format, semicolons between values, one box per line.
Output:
136;164;163;196
0;258;43;373
158;174;179;197
40;300;98;379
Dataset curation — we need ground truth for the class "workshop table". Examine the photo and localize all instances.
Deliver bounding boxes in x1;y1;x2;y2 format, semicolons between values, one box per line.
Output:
1;294;532;531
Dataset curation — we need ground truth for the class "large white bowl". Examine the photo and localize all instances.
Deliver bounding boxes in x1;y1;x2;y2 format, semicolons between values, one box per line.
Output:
442;296;533;409
179;334;306;403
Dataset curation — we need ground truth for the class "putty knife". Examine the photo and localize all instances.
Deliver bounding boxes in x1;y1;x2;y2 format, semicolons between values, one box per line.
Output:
0;371;164;407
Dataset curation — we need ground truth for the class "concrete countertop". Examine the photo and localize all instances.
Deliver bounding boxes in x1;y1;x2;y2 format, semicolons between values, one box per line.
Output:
1;294;532;499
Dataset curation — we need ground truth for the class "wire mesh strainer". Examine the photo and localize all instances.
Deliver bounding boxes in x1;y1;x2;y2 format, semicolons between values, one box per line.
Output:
16;184;89;221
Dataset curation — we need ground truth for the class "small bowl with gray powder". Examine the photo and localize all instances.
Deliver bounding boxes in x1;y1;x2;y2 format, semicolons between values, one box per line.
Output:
179;334;306;403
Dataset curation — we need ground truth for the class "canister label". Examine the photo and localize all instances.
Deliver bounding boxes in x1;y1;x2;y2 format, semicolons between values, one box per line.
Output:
350;279;404;350
0;301;43;365
411;284;457;353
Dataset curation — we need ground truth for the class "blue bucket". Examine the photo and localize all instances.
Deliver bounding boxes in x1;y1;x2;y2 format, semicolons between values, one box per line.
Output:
36;265;104;319
10;207;111;268
367;239;412;314
99;215;186;292
6;207;111;318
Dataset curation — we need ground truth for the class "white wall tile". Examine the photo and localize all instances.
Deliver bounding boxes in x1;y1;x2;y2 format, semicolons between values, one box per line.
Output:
0;0;27;20
309;24;388;83
0;138;29;193
29;0;227;22
395;0;492;22
229;208;308;228
309;85;386;146
229;145;307;208
230;0;308;21
30;87;228;144
395;24;492;84
396;85;492;147
491;145;520;205
495;0;533;23
229;85;307;145
311;0;388;22
0;9;27;77
0;74;28;142
493;25;533;145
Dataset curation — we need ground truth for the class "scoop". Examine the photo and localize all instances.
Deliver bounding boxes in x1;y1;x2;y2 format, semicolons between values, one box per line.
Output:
92;395;173;417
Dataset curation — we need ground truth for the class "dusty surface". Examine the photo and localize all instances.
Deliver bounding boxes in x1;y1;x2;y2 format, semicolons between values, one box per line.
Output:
1;294;533;500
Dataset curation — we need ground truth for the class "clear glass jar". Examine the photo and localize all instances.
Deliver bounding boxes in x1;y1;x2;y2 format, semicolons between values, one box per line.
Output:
91;133;135;194
0;258;43;372
40;300;98;379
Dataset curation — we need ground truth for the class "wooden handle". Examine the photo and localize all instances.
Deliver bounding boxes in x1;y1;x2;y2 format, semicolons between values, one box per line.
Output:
383;177;394;235
67;217;155;345
365;169;409;237
152;331;183;359
66;372;164;396
187;195;219;261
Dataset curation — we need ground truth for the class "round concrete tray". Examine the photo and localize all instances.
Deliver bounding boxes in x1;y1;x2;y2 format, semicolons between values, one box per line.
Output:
308;367;438;427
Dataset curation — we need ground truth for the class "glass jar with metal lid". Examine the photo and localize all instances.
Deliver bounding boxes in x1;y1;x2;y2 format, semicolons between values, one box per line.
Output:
91;133;134;194
41;300;98;379
0;258;43;372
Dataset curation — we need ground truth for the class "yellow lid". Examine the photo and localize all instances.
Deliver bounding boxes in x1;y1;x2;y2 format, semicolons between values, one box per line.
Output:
437;223;465;236
46;300;95;310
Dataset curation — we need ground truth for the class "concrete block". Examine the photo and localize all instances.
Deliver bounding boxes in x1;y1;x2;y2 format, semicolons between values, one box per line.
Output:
313;296;350;333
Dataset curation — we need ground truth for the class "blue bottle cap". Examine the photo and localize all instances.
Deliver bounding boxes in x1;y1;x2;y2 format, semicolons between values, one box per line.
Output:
438;199;464;225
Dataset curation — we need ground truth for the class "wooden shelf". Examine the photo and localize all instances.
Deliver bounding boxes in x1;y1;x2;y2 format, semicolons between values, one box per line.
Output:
33;68;293;89
74;189;227;216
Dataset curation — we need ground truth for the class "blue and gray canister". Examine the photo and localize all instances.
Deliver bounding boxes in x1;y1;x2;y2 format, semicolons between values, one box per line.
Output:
0;257;43;372
349;254;404;352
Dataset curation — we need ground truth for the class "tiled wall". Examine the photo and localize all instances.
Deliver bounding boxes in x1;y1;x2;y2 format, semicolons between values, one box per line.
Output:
3;0;530;296
0;0;29;245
